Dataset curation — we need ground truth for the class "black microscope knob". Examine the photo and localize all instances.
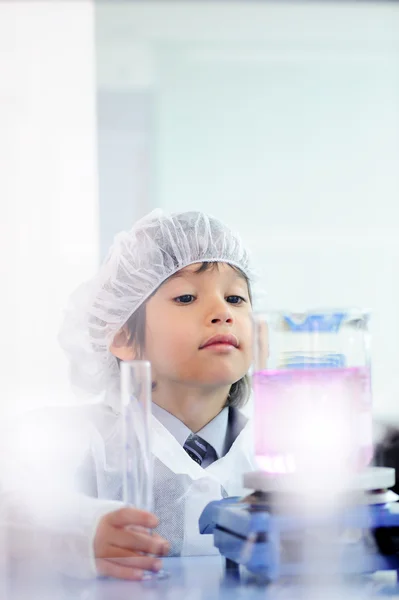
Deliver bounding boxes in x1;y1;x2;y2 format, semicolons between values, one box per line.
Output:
373;527;399;555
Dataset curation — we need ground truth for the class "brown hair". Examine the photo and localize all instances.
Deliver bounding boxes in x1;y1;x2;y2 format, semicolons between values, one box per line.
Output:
123;262;252;409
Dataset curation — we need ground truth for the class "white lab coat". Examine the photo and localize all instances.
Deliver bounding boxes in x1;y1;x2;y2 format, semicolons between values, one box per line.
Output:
150;411;256;556
0;399;256;577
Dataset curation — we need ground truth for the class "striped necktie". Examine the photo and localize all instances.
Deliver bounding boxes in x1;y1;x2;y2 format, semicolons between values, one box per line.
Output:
183;433;212;466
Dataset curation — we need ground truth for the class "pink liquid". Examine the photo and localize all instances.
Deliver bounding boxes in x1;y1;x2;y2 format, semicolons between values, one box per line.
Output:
253;367;372;474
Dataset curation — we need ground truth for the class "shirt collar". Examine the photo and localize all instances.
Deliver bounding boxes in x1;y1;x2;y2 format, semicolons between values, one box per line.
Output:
197;407;228;459
151;403;229;459
151;403;191;447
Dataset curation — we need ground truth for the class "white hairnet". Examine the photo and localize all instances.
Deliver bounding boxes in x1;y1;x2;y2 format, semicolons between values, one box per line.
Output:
59;209;253;409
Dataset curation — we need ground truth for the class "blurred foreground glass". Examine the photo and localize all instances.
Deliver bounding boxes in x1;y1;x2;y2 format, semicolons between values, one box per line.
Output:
121;360;168;580
253;310;372;476
121;360;153;511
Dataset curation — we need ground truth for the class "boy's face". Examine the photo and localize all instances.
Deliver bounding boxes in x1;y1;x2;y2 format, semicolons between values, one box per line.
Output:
143;263;253;390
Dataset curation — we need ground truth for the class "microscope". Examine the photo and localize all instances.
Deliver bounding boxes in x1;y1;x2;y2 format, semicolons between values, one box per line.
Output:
200;311;399;583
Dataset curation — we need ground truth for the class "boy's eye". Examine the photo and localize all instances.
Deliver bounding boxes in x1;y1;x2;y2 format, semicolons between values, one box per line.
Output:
174;294;196;304
226;295;246;304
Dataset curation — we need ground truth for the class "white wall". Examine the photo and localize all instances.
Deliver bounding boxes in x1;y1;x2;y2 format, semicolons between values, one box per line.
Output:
96;1;399;418
0;1;99;416
97;90;153;259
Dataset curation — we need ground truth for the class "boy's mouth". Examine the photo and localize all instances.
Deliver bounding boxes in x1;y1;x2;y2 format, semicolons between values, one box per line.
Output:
199;334;239;349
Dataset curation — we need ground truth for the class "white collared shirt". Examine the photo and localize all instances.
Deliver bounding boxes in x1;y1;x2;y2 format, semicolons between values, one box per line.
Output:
151;403;229;468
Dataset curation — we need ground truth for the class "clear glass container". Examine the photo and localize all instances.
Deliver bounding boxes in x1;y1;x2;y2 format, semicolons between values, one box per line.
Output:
121;360;153;512
121;360;169;580
253;309;372;475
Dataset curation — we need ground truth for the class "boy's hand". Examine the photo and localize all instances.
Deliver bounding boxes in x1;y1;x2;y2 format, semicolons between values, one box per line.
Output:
94;507;169;580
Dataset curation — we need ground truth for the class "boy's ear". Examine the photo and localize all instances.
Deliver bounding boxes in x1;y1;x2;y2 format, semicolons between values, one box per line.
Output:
109;327;138;361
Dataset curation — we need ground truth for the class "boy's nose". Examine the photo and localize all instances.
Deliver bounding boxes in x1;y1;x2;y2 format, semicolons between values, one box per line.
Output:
210;308;233;325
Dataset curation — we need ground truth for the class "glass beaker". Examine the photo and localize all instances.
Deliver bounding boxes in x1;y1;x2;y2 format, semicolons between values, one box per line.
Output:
253;309;372;476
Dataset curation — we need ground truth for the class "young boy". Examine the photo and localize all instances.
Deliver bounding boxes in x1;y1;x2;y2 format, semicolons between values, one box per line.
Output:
3;210;257;580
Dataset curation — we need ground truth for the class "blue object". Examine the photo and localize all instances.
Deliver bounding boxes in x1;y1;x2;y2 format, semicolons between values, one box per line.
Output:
284;353;346;369
280;312;348;369
284;312;346;333
199;497;399;583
